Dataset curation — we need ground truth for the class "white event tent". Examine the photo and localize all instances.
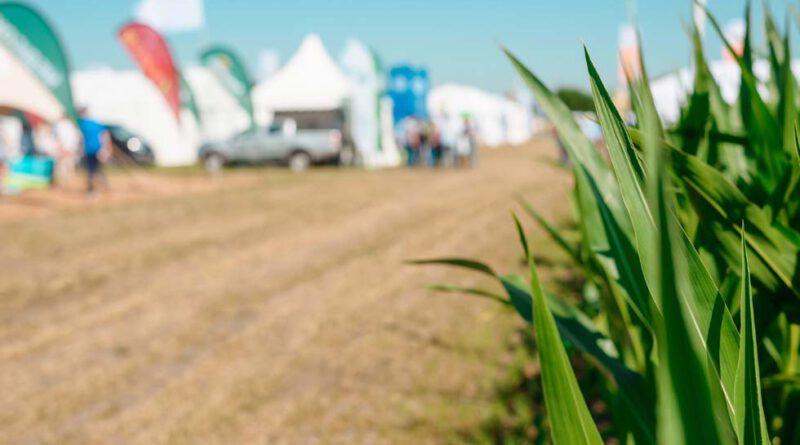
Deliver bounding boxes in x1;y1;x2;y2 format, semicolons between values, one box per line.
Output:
252;34;351;116
183;66;251;142
72;68;200;166
428;84;533;147
0;41;246;166
650;59;782;124
70;66;253;166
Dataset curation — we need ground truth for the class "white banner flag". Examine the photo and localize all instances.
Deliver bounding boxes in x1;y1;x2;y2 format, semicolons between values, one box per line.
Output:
135;0;204;33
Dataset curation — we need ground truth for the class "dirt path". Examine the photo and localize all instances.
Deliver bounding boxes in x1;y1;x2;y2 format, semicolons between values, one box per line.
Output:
0;139;571;445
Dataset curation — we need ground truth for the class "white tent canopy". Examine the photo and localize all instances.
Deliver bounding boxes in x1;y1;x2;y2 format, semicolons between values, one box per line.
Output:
0;44;64;121
650;59;779;124
72;68;199;166
71;66;256;166
253;34;352;115
428;84;533;147
184;66;250;142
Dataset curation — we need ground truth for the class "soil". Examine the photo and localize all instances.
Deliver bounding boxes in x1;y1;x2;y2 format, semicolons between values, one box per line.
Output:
0;138;571;444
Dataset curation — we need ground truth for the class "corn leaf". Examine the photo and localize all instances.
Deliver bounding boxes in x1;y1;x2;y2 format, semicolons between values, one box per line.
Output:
585;48;652;235
763;6;783;101
706;4;784;193
500;272;534;323
778;29;796;155
672;149;800;296
516;196;583;266
515;217;604;445
505;48;609;184
632;28;663;137
628;39;743;411
424;283;510;306
505;48;631;233
574;165;653;326
415;252;646;388
409;258;496;277
645;101;730;445
629;127;745;412
678;25;712;158
679;226;741;414
501;272;656;444
734;231;771;445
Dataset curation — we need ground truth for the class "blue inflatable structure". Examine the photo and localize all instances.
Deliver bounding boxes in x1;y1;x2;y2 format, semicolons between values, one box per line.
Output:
387;65;429;123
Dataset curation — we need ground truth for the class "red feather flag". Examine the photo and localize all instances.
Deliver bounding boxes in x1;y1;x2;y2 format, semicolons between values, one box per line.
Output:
117;22;181;121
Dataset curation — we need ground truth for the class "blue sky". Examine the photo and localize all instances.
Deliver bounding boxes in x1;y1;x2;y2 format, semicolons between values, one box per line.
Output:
24;1;785;93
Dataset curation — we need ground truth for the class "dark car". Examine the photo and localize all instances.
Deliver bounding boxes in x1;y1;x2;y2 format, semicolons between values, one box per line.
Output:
107;125;156;166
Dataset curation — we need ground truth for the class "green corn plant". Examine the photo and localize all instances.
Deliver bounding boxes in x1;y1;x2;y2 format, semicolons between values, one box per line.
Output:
415;3;799;444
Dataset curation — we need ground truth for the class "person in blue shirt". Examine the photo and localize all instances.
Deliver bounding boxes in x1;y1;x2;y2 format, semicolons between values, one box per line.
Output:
77;107;110;195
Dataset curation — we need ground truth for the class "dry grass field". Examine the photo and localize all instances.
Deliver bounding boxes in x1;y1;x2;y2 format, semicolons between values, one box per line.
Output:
0;138;571;444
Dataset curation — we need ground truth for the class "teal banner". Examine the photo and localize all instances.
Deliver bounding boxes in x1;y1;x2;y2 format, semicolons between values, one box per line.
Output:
200;46;254;128
179;70;201;123
0;2;77;121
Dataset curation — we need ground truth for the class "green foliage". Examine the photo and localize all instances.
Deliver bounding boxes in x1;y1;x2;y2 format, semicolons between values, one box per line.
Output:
417;3;800;444
556;88;596;113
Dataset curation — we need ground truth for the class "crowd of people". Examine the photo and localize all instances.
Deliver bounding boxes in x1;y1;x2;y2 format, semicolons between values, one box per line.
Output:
397;115;478;168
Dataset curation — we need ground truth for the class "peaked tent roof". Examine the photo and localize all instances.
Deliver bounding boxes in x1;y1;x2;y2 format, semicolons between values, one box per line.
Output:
253;34;352;112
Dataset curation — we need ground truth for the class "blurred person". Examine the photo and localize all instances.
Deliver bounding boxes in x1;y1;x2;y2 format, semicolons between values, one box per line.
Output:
440;113;461;168
54;118;80;184
403;116;422;167
19;118;36;156
427;121;443;167
77;107;111;196
419;119;431;167
455;116;477;168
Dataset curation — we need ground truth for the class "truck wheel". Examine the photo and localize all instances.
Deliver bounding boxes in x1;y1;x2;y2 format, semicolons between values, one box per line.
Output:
204;153;224;173
288;151;311;172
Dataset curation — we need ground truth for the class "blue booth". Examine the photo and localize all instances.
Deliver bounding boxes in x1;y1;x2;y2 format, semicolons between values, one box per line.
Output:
387;65;430;123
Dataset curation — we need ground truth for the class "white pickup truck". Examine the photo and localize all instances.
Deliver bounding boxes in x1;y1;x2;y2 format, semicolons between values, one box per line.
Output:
199;119;348;172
